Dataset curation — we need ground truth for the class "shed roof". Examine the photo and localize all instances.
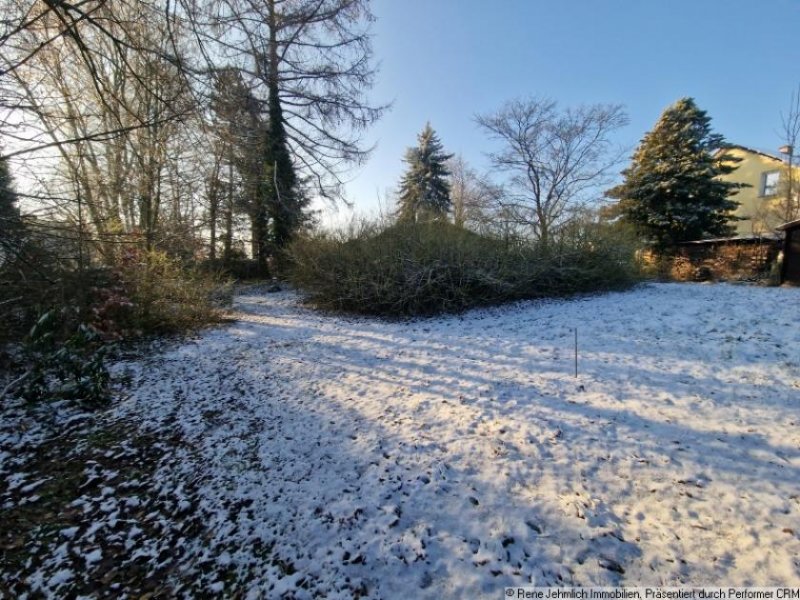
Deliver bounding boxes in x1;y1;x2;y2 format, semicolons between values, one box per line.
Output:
777;219;800;231
677;233;782;245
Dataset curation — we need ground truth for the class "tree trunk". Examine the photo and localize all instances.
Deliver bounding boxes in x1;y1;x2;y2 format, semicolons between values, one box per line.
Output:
223;159;234;261
209;189;217;261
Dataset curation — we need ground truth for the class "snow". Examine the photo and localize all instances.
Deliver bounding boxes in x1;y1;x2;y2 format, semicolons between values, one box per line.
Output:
83;548;102;566
3;282;800;596
47;568;73;587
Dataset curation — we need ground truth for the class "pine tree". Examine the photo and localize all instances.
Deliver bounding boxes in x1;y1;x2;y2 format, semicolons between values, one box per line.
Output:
607;97;741;249
397;124;454;222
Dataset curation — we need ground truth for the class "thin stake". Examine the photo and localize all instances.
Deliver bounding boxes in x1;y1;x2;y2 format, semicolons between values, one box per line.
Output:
574;327;578;378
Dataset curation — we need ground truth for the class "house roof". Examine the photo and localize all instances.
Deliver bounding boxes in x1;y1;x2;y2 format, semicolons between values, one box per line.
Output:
716;144;785;163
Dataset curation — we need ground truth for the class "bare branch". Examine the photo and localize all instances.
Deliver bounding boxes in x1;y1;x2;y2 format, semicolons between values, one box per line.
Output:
477;97;628;244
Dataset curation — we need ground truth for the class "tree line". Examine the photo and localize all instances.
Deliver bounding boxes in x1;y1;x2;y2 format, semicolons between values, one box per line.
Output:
392;98;734;249
2;0;799;322
0;0;385;273
393;94;800;251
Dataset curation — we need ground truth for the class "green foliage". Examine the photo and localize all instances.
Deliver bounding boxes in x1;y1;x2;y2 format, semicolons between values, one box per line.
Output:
0;153;21;235
397;124;454;223
201;258;266;281
260;80;308;259
608;97;742;250
210;67;309;269
0;153;27;268
0;158;48;344
210;67;267;266
20;310;110;407
288;220;640;316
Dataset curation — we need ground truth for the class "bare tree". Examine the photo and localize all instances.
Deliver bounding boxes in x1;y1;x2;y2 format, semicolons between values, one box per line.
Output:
6;3;200;260
778;84;800;224
476;98;628;246
1;0;191;159
2;0;385;266
448;154;502;231
178;0;387;202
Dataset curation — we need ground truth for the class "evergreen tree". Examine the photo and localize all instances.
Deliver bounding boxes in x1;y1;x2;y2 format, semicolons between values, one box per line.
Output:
0;155;18;218
261;80;307;255
257;0;309;265
0;153;23;251
607;97;741;249
397;124;454;222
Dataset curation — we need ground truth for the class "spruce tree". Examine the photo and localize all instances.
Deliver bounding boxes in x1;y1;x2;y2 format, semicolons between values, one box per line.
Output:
607;97;741;249
397;124;454;222
213;64;308;271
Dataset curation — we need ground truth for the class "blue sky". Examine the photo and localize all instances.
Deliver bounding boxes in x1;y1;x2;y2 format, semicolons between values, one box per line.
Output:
324;0;800;223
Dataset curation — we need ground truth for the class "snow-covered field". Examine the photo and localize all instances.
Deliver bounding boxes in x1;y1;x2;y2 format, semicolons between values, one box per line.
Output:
3;283;800;598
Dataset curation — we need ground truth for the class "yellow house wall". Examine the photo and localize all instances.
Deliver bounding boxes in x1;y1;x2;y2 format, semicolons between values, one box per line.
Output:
718;147;790;236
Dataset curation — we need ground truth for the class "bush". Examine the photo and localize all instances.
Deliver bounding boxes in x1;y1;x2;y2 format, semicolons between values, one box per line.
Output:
288;220;640;316
17;310;111;407
115;249;233;335
1;249;232;405
200;258;267;280
0;231;68;345
1;243;232;349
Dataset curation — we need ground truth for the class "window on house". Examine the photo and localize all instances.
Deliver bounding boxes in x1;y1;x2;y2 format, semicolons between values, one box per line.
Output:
760;171;780;197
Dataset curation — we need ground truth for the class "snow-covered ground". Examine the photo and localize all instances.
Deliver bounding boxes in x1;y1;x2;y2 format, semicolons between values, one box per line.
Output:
3;283;800;597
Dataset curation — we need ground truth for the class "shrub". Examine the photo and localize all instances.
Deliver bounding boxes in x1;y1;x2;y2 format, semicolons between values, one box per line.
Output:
0;231;67;345
1;250;232;405
17;310;111;407
115;249;233;335
1;251;232;348
288;220;640;316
